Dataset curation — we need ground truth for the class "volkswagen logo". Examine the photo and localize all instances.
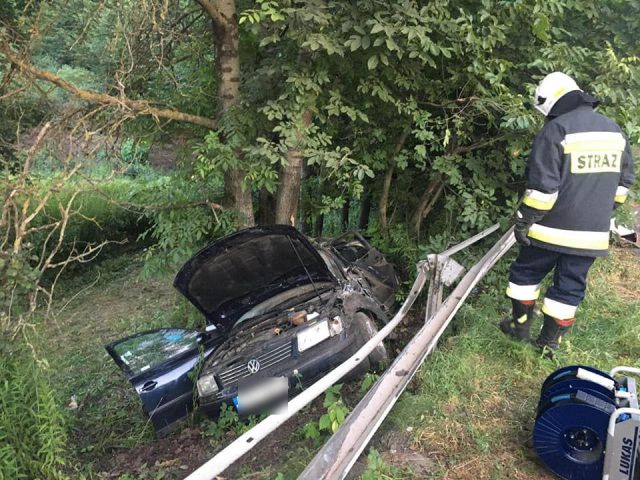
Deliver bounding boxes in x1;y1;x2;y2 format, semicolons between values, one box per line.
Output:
247;359;261;374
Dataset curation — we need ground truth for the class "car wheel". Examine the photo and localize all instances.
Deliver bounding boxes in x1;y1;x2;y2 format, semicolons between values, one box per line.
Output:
353;311;389;368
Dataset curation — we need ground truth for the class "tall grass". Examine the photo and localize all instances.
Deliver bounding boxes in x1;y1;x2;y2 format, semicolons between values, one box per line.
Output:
0;350;69;480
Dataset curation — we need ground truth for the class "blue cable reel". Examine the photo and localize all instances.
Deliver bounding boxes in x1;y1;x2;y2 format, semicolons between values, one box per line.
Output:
534;391;614;480
534;365;640;480
541;365;616;394
537;365;617;417
538;379;615;415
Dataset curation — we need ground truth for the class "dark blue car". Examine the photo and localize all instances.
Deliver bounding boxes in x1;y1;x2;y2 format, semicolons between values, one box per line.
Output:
107;225;398;436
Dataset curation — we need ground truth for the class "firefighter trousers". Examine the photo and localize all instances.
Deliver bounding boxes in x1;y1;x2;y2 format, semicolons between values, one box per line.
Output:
506;245;596;320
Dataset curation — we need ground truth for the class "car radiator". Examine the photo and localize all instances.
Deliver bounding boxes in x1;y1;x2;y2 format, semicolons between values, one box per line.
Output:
217;342;293;387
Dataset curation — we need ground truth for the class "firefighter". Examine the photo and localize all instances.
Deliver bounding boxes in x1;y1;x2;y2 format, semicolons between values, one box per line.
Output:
500;72;635;353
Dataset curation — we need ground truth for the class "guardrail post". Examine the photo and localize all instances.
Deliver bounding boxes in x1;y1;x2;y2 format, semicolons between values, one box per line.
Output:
424;254;443;322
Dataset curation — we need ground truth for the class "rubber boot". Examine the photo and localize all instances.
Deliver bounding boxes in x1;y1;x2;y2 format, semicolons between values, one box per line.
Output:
535;313;574;354
500;299;536;341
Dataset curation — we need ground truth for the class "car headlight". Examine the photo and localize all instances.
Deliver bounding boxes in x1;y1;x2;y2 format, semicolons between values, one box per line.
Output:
197;373;219;397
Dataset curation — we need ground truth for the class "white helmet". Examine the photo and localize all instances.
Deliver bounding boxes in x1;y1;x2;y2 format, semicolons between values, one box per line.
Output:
534;72;582;116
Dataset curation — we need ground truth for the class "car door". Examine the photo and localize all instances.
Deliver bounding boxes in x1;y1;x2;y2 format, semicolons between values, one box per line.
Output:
106;327;224;435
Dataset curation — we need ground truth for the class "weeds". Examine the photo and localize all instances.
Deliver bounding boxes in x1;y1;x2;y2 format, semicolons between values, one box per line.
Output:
361;448;412;480
359;371;379;394
302;384;350;443
203;404;262;443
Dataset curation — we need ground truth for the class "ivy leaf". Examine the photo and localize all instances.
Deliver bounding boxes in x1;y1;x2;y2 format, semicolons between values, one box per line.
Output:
367;55;379;70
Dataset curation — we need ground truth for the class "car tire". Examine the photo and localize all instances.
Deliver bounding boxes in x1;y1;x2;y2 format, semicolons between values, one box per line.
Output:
353;311;389;368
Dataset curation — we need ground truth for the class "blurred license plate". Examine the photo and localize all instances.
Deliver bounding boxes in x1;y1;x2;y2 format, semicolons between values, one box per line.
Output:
234;376;288;415
297;320;331;352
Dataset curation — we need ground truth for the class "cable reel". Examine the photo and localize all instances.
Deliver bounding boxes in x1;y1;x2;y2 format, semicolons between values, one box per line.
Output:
533;365;640;480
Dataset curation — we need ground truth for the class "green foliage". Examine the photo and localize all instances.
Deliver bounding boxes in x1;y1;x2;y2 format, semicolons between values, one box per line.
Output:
137;174;236;275
6;0;640;243
368;223;420;279
302;384;349;443
202;404;261;444
359;371;379;394
360;448;411;480
121;138;151;177
46;179;149;243
0;350;69;480
0;250;40;317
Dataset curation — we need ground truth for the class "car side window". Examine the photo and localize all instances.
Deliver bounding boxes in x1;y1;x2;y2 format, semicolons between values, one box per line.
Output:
111;329;201;377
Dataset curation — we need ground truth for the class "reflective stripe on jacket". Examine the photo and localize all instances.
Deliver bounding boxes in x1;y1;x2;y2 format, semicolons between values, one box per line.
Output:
523;105;635;257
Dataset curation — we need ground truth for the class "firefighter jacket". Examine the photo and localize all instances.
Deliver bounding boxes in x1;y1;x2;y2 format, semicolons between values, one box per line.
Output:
522;99;635;257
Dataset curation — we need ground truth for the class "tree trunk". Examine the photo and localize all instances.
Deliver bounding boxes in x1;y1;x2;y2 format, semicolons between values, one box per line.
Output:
341;195;351;232
314;213;324;238
256;188;276;225
378;164;394;237
378;128;410;238
202;0;255;227
275;109;313;225
358;188;372;231
410;179;444;238
300;160;313;234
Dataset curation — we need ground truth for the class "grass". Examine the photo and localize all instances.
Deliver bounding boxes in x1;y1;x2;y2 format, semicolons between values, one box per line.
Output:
31;251;203;476
384;247;640;479
28;245;640;479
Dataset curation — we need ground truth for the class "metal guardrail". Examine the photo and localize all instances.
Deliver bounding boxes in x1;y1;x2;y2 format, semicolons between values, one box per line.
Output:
185;225;514;480
299;227;515;480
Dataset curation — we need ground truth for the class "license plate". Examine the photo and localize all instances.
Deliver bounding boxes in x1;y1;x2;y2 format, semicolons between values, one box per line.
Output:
297;320;331;352
234;376;288;415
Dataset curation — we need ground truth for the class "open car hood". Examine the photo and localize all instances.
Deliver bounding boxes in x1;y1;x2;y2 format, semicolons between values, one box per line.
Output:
174;225;336;333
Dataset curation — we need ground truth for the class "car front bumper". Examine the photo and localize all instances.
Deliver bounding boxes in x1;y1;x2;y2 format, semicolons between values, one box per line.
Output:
199;327;363;418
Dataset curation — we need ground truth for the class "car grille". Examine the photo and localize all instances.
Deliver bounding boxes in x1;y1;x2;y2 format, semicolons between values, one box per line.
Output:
217;342;292;387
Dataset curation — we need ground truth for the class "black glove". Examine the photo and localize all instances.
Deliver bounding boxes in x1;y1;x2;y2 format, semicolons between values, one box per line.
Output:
513;205;546;247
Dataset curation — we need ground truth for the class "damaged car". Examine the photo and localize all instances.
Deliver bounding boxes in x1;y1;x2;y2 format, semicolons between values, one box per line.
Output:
106;225;398;435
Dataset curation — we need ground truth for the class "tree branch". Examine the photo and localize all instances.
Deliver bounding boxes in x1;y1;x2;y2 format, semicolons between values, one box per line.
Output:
1;47;218;130
453;134;507;155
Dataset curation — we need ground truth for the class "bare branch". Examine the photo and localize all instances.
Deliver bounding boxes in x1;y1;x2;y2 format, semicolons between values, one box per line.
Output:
22;121;52;175
0;86;27;101
1;46;218;130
